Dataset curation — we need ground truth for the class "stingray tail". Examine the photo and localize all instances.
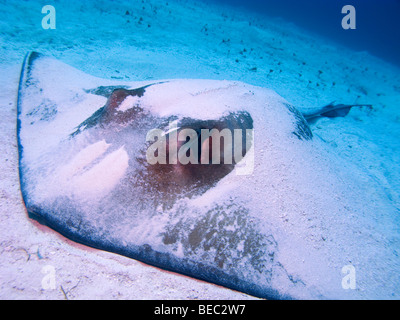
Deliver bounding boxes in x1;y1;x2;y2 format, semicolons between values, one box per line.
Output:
303;103;372;123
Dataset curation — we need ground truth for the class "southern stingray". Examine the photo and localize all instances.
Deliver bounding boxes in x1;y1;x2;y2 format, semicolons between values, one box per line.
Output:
17;52;400;299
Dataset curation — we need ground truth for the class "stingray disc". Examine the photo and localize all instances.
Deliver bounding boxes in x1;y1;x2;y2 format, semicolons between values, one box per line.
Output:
17;52;399;300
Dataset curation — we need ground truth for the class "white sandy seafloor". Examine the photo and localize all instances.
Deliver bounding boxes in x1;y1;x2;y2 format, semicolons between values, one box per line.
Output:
0;0;400;299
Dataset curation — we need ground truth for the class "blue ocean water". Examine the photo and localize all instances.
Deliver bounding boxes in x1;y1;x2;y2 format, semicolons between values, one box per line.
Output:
206;0;400;67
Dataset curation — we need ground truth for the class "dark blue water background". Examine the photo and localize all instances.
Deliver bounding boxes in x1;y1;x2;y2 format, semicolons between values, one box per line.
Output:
203;0;400;67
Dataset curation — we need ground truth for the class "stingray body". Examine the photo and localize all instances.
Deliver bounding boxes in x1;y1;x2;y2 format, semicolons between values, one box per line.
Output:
17;52;400;299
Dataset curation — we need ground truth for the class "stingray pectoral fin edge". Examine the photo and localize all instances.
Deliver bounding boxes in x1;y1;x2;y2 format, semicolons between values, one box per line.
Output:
25;203;287;300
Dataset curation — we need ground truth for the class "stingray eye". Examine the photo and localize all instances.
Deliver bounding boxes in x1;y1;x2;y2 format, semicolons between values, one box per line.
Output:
105;88;146;114
107;89;131;111
102;89;145;123
72;86;151;136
